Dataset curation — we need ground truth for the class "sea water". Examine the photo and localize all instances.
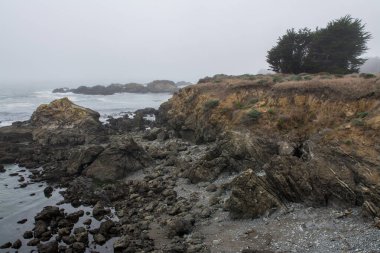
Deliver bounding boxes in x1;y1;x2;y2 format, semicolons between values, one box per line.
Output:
0;89;172;126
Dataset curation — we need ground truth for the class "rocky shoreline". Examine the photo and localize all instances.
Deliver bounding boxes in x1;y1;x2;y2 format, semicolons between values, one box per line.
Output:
1;73;380;252
53;80;193;95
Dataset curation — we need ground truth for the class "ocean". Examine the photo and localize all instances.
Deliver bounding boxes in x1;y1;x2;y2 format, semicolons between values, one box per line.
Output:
0;89;173;127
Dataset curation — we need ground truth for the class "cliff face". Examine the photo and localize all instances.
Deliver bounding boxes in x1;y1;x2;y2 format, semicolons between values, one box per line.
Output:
159;73;380;218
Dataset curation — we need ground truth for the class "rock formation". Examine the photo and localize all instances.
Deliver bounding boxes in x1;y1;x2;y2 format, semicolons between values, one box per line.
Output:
53;80;186;95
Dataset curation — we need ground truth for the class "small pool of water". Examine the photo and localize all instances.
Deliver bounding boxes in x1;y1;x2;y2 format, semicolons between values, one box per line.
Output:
0;164;118;252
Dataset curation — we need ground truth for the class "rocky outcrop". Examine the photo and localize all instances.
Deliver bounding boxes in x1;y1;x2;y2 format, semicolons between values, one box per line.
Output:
158;73;380;219
225;169;283;218
84;137;151;181
146;80;178;93
53;80;183;95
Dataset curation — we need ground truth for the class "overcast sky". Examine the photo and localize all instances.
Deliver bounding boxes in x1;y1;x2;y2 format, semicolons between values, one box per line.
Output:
0;0;379;88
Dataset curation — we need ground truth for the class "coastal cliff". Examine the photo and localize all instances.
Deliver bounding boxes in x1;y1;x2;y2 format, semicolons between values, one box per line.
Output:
158;73;380;218
1;73;380;252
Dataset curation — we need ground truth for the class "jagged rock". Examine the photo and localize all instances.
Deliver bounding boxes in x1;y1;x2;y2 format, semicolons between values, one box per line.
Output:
23;231;33;239
66;146;105;175
31;97;101;130
113;235;131;250
85;137;151;181
66;210;85;223
43;186;53;197
37;241;58;253
11;239;22;249
0;242;12;249
142;127;162;141
166;215;195;238
225;169;283;219
72;242;86;252
27;238;40;246
33;220;48;238
98;220;115;236
93;234;106;245
92;201;111;218
35;206;61;221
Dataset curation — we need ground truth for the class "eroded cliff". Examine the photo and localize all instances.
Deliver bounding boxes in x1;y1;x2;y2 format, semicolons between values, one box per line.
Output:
158;73;380;218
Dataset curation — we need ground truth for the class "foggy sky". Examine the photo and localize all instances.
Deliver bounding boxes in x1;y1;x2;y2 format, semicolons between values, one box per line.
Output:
1;0;379;89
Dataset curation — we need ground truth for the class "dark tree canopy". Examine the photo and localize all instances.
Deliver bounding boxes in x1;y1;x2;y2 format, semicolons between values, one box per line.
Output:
267;15;372;74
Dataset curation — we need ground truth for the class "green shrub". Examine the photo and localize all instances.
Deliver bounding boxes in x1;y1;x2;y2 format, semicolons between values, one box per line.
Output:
247;109;262;121
359;73;376;79
257;79;269;85
272;76;283;83
356;111;368;118
204;99;219;110
289;75;303;81
352;118;365;126
303;75;312;80
234;101;244;109
267;108;276;115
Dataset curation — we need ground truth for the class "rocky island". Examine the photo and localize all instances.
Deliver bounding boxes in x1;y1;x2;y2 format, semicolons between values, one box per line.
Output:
53;80;193;95
1;73;380;252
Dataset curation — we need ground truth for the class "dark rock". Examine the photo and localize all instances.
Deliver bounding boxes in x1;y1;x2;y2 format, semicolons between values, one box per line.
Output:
99;220;115;236
37;241;58;253
225;169;282;219
142;128;162;141
166;216;195;238
0;164;5;173
66;146;105;175
62;235;75;245
23;230;33;239
92;202;110;218
27;238;40;246
66;210;84;223
85;137;151;181
0;242;12;249
9;172;19;176
72;242;86;252
74;227;86;234
83;218;92;225
17;218;27;224
11;239;22;249
34;220;48;238
74;231;88;244
43;186;53;197
35;206;61;221
113;235;131;250
93;234;106;245
19;182;28;188
58;227;71;236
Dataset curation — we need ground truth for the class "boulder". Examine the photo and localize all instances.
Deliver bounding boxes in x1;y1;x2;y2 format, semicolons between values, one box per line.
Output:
30;97;101;131
35;206;61;221
225;169;283;219
11;239;22;249
66;145;105;175
37;241;58;253
85;137;151;181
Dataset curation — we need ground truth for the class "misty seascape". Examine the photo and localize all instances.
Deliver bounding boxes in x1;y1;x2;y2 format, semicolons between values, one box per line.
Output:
1;1;380;253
